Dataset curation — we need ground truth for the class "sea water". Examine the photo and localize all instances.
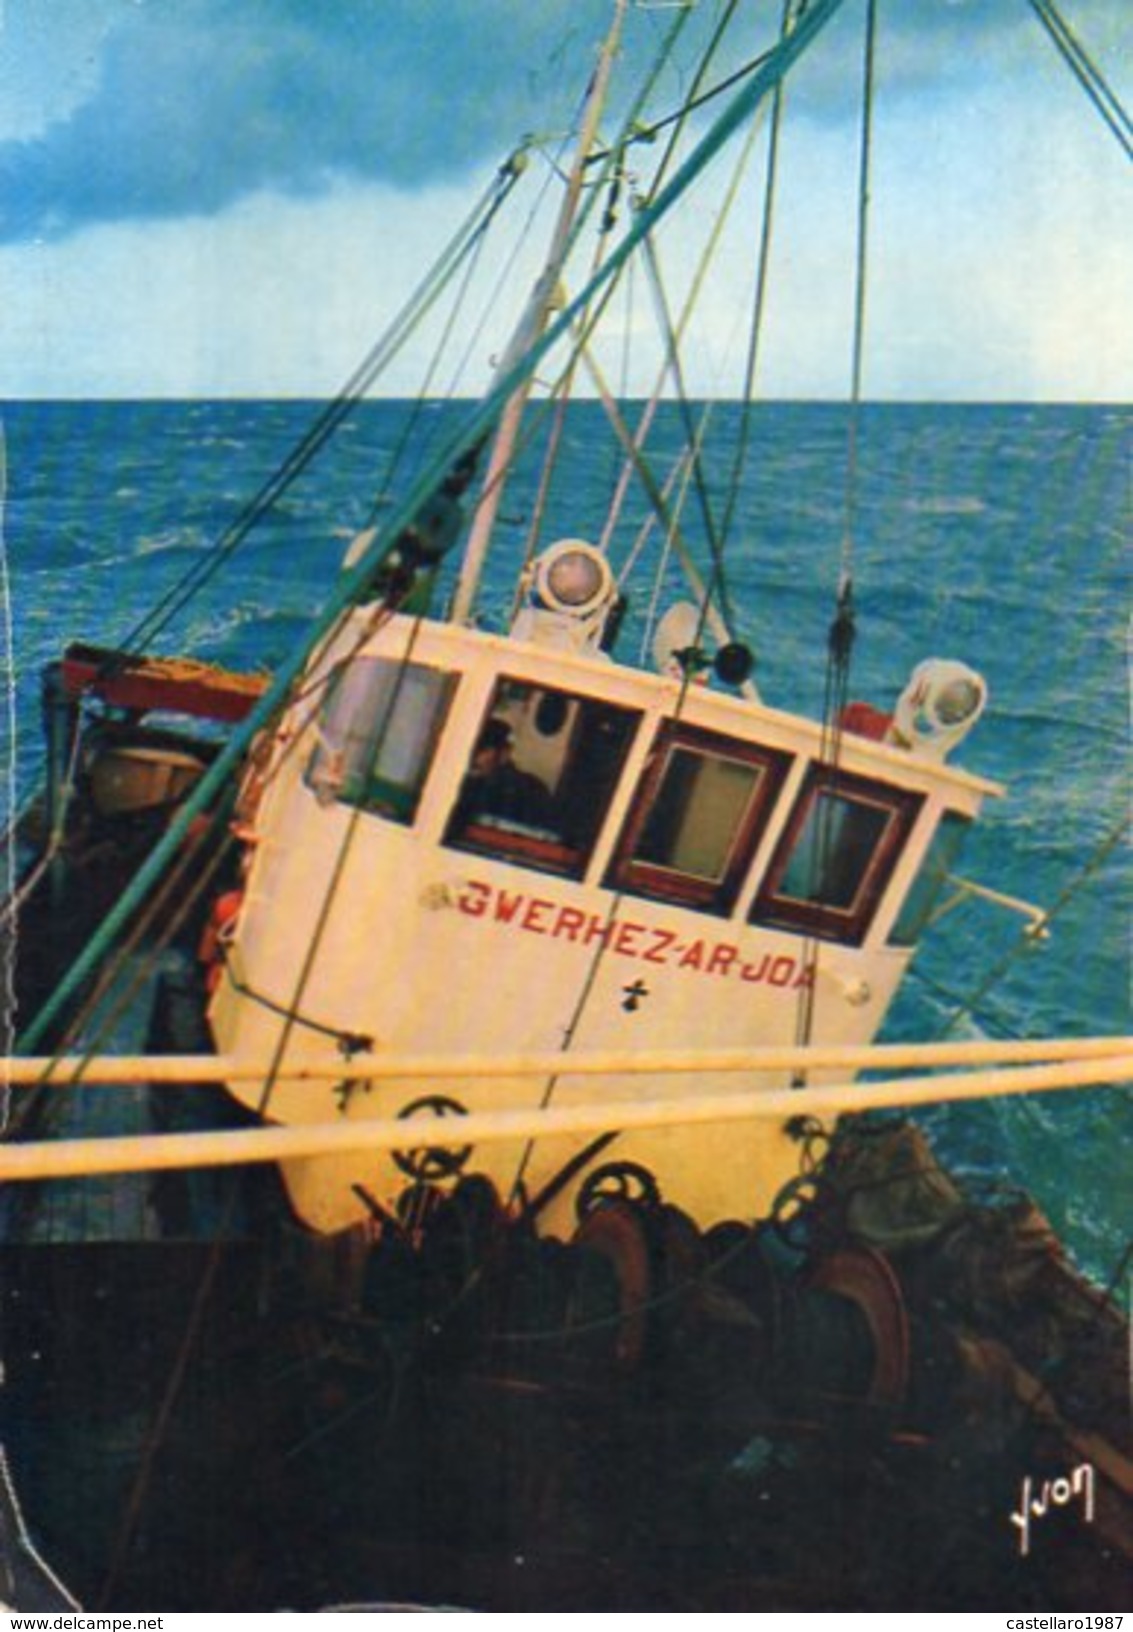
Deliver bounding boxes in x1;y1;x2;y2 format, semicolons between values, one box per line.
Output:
1;398;1129;1286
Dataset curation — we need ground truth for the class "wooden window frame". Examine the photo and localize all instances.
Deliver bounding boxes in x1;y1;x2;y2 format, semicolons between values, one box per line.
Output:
750;765;924;946
606;722;793;915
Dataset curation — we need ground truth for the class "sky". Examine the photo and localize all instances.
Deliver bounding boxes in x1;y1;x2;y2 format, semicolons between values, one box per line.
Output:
0;0;1129;401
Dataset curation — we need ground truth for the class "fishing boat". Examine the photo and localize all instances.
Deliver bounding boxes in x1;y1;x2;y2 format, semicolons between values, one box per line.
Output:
2;0;1130;1612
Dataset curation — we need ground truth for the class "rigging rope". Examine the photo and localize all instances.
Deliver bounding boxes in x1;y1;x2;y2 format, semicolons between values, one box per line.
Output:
0;694;85;932
9;761;242;1145
454;0;694;625
581;342;747;665
363;175;514;530
594;0;748;560
592;111;771;566
0;424;14;1129
517;146;631;586
840;0;877;601
252;610;432;1120
89;601;431;1594
504;561;722;1212
638;223;735;629
931;808;1132;1042
438;144;566;416
488;1;735;1205
501;0;773;1190
632;434;704;662
118;154;527;659
16;0;858;1062
718;0;797;554
907;965;1021;1041
622;0;808;631
498;0;759;1194
8;826;235;1144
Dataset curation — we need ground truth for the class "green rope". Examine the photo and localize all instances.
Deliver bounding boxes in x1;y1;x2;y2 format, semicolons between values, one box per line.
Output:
14;0;854;1060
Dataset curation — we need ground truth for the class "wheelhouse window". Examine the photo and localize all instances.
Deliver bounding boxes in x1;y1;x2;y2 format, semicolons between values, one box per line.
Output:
444;678;640;879
750;766;923;945
607;724;792;914
306;657;456;823
889;810;971;947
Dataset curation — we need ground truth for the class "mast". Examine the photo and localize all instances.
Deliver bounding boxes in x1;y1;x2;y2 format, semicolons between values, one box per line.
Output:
449;0;629;626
